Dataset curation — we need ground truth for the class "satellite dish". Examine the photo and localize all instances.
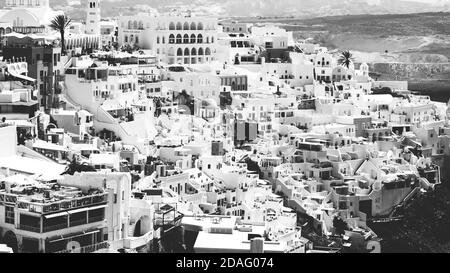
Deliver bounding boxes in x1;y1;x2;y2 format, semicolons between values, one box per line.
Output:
66;241;81;253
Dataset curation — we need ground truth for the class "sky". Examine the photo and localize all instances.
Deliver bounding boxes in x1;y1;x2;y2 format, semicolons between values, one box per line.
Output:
49;0;450;19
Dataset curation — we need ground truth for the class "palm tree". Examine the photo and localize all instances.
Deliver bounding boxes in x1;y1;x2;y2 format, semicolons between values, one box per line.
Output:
49;14;72;55
337;50;354;69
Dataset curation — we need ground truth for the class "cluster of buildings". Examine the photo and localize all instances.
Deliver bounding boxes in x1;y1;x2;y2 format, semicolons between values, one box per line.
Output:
0;1;449;253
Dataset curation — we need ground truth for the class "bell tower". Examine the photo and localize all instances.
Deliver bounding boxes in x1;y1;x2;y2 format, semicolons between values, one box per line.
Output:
86;0;101;35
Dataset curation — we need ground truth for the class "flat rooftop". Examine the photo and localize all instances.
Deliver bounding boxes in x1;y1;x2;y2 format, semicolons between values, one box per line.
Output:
194;231;285;253
0;155;66;176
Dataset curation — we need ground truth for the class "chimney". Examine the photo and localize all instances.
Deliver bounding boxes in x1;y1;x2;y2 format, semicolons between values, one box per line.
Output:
250;237;264;253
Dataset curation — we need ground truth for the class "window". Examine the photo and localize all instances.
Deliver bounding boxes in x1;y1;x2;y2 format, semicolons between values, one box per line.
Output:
5;206;14;224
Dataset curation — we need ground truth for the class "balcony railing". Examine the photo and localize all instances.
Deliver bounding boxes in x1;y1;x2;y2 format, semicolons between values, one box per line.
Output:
15;193;108;214
55;241;110;253
0;193;18;204
70;219;87;227
43;223;68;233
19;224;41;233
88;216;105;223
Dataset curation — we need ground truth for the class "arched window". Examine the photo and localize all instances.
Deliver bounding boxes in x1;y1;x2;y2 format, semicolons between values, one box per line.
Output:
183;34;189;44
133;21;138;29
138;21;144;29
124;35;128;43
206;36;209;43
190;22;196;30
169;22;175;30
176;34;182;44
191;48;197;55
197;34;203;43
176;22;182;30
198;47;204;55
205;47;211;55
169;34;175;44
183;22;189;30
168;47;175;56
190;34;196;44
177;48;183;56
157;36;160;44
184;48;190;56
128;20;132;29
197;22;203;30
162;36;165;44
211;36;214;43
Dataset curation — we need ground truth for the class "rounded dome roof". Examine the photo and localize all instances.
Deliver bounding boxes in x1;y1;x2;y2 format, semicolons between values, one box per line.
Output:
201;99;217;108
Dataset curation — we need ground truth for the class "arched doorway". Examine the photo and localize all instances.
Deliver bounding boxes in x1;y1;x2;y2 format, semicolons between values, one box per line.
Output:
3;231;18;253
133;215;152;237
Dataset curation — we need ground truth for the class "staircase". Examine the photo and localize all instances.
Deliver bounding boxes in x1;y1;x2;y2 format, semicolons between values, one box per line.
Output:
388;187;421;218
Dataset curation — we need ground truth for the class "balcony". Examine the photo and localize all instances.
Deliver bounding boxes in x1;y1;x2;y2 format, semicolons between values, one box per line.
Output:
15;193;108;214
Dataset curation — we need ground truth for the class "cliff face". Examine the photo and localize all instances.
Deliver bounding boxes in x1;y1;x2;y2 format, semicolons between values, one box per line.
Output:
370;156;450;253
370;184;450;253
368;62;450;81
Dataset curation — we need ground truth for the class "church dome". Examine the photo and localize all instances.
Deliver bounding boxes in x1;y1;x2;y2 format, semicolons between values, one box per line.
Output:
201;99;218;108
0;9;41;27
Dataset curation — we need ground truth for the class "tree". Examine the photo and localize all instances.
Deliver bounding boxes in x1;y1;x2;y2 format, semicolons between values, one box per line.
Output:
61;158;96;175
337;50;354;69
120;43;133;53
243;157;263;179
333;216;348;235
49;14;72;55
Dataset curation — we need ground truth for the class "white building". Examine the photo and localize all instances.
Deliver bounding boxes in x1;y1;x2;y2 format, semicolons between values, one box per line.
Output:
118;12;219;65
85;0;101;36
0;0;63;27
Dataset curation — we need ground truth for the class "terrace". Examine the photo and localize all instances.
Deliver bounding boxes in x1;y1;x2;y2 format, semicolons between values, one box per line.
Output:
0;182;108;215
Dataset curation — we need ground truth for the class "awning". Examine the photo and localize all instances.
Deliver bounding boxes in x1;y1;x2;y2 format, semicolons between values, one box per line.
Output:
44;211;69;219
48;229;101;243
87;204;108;211
67;207;90;214
9;71;36;83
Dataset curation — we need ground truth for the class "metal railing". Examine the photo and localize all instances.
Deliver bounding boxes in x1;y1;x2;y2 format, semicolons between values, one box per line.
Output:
69;219;87;227
55;241;110;253
88;216;105;223
43;223;68;233
15;193;108;214
19;224;41;233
